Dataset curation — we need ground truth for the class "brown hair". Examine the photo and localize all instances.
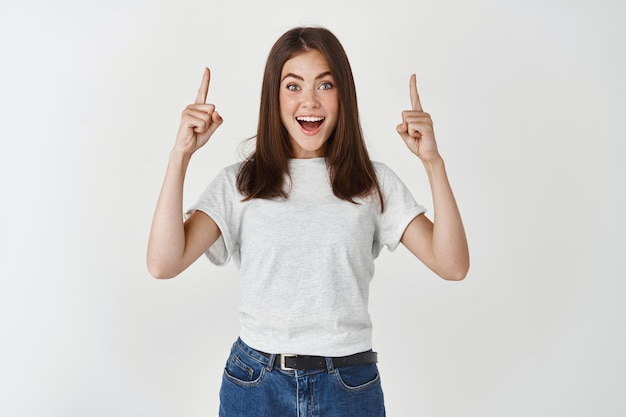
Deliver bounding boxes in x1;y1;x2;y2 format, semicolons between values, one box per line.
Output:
237;26;383;210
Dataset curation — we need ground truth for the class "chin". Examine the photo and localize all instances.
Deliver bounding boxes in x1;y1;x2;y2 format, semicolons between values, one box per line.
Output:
290;138;329;158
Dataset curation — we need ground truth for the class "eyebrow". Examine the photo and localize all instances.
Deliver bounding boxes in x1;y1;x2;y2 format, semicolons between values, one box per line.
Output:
281;71;333;82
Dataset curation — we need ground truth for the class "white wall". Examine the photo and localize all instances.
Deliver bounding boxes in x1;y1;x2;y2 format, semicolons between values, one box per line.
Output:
1;0;624;416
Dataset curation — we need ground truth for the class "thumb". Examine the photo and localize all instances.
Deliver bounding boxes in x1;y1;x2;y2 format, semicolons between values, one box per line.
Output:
208;110;224;135
396;122;410;141
213;110;223;125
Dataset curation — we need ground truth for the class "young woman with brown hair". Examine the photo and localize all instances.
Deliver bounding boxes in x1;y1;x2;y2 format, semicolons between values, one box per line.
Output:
147;26;468;416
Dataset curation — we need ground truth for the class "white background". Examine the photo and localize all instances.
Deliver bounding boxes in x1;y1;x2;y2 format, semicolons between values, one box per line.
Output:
1;0;625;416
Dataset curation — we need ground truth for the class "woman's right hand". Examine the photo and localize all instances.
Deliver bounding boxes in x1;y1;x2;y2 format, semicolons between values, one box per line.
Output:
174;67;223;155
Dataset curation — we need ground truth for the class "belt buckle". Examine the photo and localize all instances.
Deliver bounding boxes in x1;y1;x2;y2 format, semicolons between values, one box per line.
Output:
280;354;297;371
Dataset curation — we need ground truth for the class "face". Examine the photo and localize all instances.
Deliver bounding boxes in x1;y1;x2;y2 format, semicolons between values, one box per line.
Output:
279;49;339;158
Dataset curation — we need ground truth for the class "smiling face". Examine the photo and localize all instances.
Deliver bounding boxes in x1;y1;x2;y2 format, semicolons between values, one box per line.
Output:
279;49;339;159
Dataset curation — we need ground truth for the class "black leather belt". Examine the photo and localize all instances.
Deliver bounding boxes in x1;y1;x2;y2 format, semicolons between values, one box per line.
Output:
259;350;378;371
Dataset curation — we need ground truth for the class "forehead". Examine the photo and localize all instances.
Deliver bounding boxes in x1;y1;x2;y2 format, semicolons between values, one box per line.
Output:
281;49;331;76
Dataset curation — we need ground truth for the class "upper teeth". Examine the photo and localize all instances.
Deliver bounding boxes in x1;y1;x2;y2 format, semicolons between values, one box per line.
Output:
297;116;324;122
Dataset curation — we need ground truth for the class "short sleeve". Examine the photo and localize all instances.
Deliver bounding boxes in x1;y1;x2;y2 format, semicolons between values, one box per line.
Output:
185;164;241;266
374;163;427;255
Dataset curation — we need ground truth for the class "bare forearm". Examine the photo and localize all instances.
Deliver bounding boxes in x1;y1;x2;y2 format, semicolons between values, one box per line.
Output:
147;150;192;278
423;157;469;280
396;75;468;280
147;68;223;278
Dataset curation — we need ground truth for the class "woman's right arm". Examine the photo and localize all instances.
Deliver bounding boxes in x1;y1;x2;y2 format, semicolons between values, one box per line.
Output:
147;68;224;279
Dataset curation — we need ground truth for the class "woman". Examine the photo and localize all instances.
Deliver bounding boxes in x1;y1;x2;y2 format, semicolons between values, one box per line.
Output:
147;26;468;417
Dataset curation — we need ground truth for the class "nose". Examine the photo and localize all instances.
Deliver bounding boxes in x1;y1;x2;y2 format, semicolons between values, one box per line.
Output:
302;87;320;108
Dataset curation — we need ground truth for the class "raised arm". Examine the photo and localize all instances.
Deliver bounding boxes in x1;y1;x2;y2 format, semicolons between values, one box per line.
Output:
147;68;224;279
396;74;469;281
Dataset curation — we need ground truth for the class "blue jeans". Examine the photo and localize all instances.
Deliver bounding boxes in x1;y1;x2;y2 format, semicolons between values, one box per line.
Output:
219;338;386;417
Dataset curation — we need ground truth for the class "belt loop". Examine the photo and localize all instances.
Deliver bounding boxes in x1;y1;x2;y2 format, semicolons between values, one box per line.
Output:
266;354;276;372
325;356;335;373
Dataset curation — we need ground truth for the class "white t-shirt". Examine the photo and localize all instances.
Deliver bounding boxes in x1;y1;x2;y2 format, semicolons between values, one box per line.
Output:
188;157;426;356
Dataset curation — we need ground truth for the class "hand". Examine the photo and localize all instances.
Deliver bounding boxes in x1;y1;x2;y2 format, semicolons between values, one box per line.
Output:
174;67;223;155
396;74;440;162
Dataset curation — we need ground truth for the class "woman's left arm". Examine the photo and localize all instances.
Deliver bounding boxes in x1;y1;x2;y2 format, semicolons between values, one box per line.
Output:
396;74;469;281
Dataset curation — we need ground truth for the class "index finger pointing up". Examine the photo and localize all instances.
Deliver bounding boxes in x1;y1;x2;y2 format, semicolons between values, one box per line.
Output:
409;73;423;112
195;67;211;104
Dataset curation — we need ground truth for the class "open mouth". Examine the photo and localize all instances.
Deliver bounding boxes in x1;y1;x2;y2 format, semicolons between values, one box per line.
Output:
296;116;325;133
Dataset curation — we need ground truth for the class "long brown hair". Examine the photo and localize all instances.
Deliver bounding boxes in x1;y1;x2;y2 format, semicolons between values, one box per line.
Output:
237;27;384;210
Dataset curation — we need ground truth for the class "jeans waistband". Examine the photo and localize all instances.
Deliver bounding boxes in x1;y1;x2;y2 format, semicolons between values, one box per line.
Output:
234;338;377;371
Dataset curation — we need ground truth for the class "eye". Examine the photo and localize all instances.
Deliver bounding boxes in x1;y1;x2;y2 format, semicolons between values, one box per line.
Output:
286;83;300;91
319;82;334;91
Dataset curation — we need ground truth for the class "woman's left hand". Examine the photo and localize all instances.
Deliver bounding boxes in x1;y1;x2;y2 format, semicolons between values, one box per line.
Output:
396;74;440;162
